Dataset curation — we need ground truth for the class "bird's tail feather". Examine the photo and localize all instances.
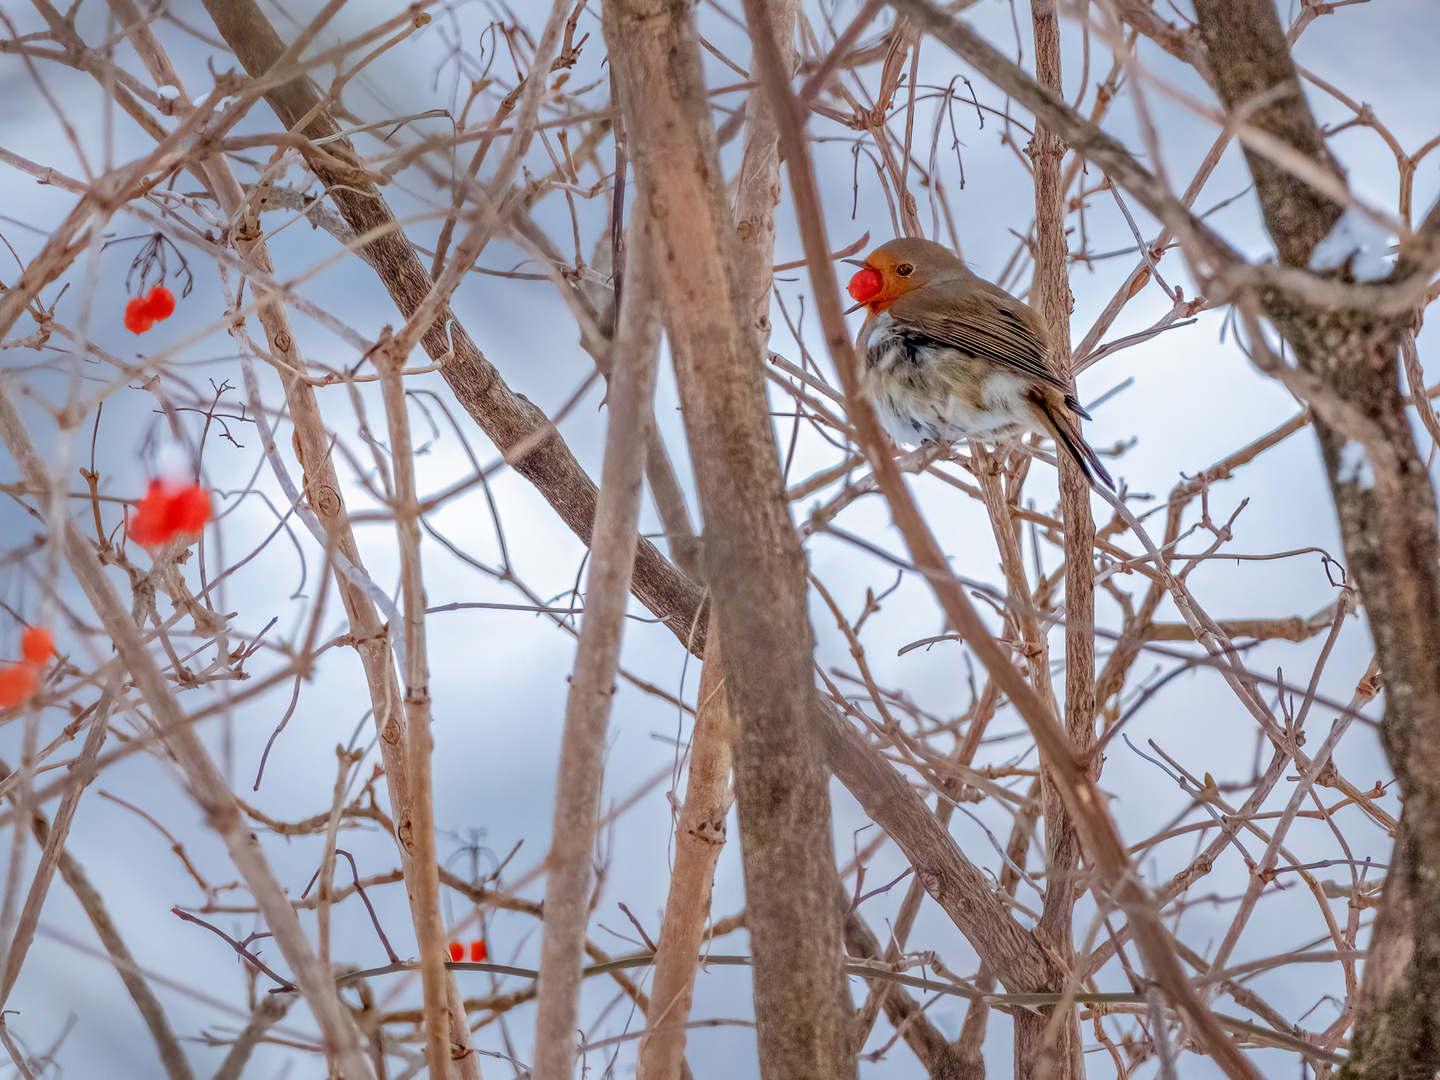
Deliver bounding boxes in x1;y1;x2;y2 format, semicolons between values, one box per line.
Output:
1030;394;1115;491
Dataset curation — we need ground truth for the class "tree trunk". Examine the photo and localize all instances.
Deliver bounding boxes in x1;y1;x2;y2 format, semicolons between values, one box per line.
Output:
1193;3;1440;1077
603;0;858;1076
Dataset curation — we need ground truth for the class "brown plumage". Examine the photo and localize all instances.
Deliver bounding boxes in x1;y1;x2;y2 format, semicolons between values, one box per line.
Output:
846;237;1114;490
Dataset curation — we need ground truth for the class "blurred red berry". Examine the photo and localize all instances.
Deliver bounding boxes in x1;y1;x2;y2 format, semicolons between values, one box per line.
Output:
447;942;464;963
129;480;212;548
124;285;178;334
20;627;54;666
0;664;38;707
124;297;155;334
168;484;212;533
469;940;487;963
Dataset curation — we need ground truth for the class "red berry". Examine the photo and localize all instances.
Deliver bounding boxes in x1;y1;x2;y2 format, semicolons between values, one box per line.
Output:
168;484;212;534
124;297;155;334
0;664;38;707
144;285;176;321
20;627;54;666
128;480;212;548
448;942;464;963
846;267;883;304
469;940;487;962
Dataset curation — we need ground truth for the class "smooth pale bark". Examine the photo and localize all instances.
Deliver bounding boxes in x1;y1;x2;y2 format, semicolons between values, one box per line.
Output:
377;338;450;1077
531;217;662;1080
604;0;857;1076
636;627;734;1080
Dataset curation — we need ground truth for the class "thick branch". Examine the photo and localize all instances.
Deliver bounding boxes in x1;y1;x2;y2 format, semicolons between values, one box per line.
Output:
532;191;661;1080
1190;4;1440;1078
1193;0;1344;266
605;0;857;1075
199;0;708;652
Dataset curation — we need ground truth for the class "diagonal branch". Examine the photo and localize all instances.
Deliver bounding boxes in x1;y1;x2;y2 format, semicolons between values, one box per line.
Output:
0;387;374;1080
746;1;1262;1073
199;0;709;652
1188;5;1440;1080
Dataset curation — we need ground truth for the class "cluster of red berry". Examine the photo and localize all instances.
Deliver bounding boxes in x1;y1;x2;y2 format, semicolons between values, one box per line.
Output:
124;285;177;334
128;480;211;548
0;627;56;707
447;940;488;963
2;473;214;704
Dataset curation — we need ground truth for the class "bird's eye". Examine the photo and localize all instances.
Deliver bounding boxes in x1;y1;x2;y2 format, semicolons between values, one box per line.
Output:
897;263;914;277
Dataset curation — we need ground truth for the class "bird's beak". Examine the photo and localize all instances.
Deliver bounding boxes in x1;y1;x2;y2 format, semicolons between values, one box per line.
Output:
842;258;867;268
843;300;866;315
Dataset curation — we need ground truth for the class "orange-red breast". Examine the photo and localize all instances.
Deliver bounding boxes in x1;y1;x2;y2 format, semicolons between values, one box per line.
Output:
845;237;1113;490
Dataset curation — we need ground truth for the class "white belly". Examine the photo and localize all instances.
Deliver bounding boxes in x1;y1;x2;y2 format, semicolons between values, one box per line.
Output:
859;312;1035;446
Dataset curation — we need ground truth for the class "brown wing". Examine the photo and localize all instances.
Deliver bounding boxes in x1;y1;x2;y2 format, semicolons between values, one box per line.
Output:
888;283;1072;396
1027;389;1115;490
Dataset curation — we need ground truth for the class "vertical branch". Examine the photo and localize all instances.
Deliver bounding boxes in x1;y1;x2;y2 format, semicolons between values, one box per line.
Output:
744;2;1259;1073
636;623;732;1080
0;754;195;1080
377;335;450;1079
631;21;798;1071
733;0;798;340
605;0;858;1076
969;450;1068;1072
215;159;484;1080
1189;5;1440;1079
1029;0;1092;1075
531;207;663;1080
0;387;375;1080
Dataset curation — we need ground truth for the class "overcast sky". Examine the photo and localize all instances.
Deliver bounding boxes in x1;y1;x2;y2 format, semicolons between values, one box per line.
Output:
1;0;1436;1077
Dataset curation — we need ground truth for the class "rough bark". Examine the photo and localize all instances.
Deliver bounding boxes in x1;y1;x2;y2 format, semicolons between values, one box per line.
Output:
840;889;968;1079
603;0;857;1076
1193;0;1345;267
1191;3;1440;1078
194;0;1072;1068
756;0;1260;1072
1028;0;1090;1075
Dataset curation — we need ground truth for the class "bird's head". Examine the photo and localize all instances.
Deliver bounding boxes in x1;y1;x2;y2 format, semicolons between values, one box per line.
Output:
844;237;966;315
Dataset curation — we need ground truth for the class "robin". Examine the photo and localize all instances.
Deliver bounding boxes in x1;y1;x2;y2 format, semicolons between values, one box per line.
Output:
846;237;1113;490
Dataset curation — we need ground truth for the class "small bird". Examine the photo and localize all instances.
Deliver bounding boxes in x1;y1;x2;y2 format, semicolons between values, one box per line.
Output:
845;237;1114;490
